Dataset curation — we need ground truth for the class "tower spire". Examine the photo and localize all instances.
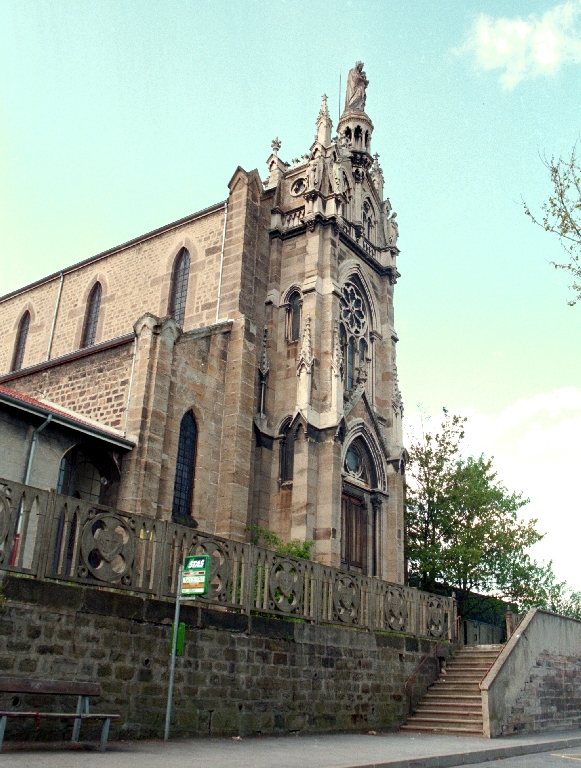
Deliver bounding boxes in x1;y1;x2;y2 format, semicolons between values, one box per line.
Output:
316;94;332;146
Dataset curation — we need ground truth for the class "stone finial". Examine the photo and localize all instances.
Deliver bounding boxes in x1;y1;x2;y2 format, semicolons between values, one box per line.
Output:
331;321;343;376
259;327;269;377
297;315;313;374
392;359;404;415
371;153;384;199
265;138;288;189
316;94;333;146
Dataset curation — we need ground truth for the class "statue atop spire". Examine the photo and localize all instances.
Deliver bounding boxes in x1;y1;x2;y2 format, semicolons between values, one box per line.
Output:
343;62;369;114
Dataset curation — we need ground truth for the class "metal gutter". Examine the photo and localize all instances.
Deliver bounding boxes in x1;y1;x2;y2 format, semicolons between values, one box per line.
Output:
46;272;64;361
24;413;53;485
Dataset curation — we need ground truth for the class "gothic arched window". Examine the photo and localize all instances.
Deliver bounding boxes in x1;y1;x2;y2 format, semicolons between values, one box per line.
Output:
57;446;103;503
81;282;102;348
279;418;294;483
287;290;302;342
339;278;371;393
169;248;191;327
11;311;30;372
171;410;198;524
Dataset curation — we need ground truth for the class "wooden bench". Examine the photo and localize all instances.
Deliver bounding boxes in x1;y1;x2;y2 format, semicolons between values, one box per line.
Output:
0;678;120;752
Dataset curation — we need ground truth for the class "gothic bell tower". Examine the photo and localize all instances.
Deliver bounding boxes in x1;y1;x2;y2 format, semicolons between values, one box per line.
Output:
253;63;405;584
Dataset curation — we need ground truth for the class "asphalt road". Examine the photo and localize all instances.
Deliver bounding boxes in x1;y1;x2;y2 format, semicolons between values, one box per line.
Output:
470;749;581;766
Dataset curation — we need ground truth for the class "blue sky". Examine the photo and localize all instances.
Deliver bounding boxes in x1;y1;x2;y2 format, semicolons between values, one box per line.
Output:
2;0;581;584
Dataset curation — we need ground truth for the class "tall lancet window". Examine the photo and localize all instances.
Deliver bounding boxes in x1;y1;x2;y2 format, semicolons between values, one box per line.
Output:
11;311;30;372
81;282;102;348
279;418;294;483
287;290;302;342
169;248;191;327
172;410;198;524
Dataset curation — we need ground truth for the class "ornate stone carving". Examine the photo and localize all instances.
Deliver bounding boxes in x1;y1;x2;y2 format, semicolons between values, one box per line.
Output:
268;557;302;613
297;316;313;374
385;585;408;633
340;282;367;336
333;573;360;624
80;512;135;584
344;62;369;114
426;596;446;638
331;321;343;377
392;358;404;416
384;211;399;247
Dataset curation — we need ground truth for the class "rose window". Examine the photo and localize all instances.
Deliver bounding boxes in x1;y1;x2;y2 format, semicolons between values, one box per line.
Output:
340;282;367;336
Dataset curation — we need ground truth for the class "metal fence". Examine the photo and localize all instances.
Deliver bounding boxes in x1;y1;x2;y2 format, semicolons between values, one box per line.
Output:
0;477;456;641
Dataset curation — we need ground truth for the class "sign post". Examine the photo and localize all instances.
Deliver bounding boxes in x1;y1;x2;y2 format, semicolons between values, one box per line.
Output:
164;555;210;742
164;564;182;742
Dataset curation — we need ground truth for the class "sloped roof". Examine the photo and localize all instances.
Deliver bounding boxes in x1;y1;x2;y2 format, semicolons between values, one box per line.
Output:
0;384;134;450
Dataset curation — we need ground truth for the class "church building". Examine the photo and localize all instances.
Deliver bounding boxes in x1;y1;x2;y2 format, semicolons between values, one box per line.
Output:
0;64;406;584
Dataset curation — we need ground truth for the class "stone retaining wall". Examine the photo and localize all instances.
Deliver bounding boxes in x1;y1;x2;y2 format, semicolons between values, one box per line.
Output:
0;575;453;741
481;609;581;737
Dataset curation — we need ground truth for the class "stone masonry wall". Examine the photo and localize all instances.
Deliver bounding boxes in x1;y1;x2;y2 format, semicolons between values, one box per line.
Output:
503;652;581;735
4;340;134;431
482;609;581;737
0;575;452;741
0;207;226;374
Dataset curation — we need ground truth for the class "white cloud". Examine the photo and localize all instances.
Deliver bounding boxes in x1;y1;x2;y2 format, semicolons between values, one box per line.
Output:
457;2;581;89
405;388;581;588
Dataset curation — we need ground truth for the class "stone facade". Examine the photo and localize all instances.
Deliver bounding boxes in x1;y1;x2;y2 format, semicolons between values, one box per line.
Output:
482;609;581;737
0;66;405;582
0;576;450;739
503;652;581;735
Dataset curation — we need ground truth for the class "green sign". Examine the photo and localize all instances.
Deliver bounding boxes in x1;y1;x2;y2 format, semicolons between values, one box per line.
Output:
169;621;185;656
182;554;210;596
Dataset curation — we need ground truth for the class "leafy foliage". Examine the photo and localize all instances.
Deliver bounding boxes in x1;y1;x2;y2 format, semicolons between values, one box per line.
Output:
405;409;581;617
524;145;581;305
247;525;314;560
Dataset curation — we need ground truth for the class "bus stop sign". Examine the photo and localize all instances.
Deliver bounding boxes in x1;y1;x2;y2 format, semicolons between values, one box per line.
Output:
182;554;210;596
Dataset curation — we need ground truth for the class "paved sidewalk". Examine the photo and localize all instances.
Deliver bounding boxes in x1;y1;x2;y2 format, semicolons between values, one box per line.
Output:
3;729;581;768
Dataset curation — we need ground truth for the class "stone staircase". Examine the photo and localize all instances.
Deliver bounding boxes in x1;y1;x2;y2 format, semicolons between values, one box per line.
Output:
401;644;503;735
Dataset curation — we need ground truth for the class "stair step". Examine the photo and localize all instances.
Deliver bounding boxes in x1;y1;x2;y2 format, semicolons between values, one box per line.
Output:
400;643;503;738
423;696;481;703
414;709;483;719
406;716;483;727
401;724;483;735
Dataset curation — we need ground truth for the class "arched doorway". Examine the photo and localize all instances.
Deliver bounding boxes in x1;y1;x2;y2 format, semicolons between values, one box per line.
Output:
341;436;384;577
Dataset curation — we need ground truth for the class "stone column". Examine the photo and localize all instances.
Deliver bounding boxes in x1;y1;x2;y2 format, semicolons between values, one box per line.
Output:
117;313;180;518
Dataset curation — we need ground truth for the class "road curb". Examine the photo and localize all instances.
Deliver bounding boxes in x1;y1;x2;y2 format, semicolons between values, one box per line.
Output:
337;735;581;768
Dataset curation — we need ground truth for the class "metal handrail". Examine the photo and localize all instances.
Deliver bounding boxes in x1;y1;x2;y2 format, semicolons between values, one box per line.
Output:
403;642;439;715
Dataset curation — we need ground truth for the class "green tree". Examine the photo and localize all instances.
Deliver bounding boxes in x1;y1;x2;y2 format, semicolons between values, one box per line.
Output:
406;410;545;605
524;145;581;305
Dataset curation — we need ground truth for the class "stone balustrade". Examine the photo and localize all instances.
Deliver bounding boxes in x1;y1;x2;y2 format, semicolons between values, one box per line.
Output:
0;477;456;641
